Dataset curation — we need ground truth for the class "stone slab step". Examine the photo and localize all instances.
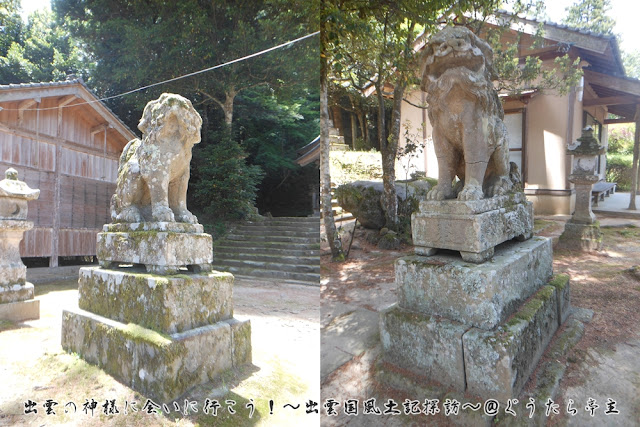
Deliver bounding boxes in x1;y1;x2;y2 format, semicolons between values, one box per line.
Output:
241;222;320;230
213;265;320;285
228;228;319;239
224;234;319;244
233;224;319;233
213;259;319;274
260;217;319;224
214;244;320;258
214;251;319;266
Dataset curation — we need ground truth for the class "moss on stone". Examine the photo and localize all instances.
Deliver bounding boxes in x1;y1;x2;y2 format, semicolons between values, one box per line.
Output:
535;285;555;301
549;274;570;290
121;323;172;346
515;298;544;323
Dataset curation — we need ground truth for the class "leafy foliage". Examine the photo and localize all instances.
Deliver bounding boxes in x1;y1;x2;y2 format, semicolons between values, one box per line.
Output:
608;125;635;155
606;153;633;191
190;130;263;221
563;0;615;35
623;50;640;79
0;8;86;83
606;124;635;191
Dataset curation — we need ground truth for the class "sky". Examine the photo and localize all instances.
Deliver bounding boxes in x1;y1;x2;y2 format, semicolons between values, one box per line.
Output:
18;0;640;54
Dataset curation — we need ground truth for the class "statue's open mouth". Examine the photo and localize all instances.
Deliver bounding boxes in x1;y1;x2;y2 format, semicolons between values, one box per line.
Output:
426;50;484;79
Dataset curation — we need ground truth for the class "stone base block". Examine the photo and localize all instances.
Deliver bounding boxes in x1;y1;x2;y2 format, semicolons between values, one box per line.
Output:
78;267;233;334
463;285;560;402
97;226;213;274
61;307;251;402
0;264;26;288
396;237;553;330
0;296;39;321
549;274;571;324
0;281;33;304
559;222;602;251
412;193;533;263
380;304;468;391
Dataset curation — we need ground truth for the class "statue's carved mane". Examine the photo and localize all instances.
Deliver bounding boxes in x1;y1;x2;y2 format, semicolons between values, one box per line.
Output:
111;93;202;224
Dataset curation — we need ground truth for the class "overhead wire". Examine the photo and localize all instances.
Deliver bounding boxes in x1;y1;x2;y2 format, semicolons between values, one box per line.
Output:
0;31;319;112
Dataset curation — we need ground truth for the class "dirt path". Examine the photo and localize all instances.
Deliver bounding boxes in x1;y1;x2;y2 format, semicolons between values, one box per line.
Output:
0;276;319;426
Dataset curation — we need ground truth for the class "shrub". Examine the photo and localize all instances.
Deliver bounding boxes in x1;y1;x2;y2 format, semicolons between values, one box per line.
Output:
606;153;633;191
189;131;263;221
608;125;634;154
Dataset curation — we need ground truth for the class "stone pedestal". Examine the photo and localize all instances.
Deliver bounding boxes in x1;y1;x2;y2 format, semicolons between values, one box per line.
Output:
62;224;251;402
381;240;570;400
560;221;603;251
0;221;40;322
382;193;570;401
412;193;533;263
0;169;40;322
97;222;213;274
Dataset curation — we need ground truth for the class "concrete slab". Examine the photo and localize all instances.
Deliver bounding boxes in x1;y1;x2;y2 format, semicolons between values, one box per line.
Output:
562;338;640;426
321;307;379;381
0;298;39;322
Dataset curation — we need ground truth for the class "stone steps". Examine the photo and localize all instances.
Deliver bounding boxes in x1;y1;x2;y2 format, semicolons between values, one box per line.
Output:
221;265;320;284
224;233;319;244
228;228;319;238
212;216;320;286
215;258;320;274
214;251;318;266
215;243;320;258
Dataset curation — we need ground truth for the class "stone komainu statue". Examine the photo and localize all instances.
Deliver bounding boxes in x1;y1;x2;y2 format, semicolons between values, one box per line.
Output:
111;93;202;224
420;26;519;201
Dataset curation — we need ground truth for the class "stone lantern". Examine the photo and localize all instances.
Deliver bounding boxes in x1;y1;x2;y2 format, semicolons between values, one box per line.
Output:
0;168;41;321
561;127;605;250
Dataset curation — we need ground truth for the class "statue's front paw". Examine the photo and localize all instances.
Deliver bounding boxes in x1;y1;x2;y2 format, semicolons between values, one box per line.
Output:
117;206;143;223
458;185;484;201
486;176;512;198
176;210;199;224
426;185;451;200
152;206;175;222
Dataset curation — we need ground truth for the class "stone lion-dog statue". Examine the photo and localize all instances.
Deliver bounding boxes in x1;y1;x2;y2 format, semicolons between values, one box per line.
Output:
421;26;518;201
111;93;202;224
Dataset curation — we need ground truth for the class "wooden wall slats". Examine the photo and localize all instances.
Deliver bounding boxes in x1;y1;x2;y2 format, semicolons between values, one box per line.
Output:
1;92;129;261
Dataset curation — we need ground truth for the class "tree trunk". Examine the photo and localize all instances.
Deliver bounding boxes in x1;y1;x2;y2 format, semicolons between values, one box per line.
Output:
222;89;235;128
379;83;404;229
357;112;367;148
629;107;640;210
320;1;343;261
350;113;357;149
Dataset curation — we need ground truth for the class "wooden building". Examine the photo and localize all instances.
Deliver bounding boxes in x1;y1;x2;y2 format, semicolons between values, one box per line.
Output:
0;78;136;267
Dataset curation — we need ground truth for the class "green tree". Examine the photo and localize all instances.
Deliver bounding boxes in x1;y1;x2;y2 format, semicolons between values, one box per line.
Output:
54;0;318;220
563;0;615;35
0;0;23;56
0;8;85;83
53;0;315;131
623;50;640;79
190;130;263;221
